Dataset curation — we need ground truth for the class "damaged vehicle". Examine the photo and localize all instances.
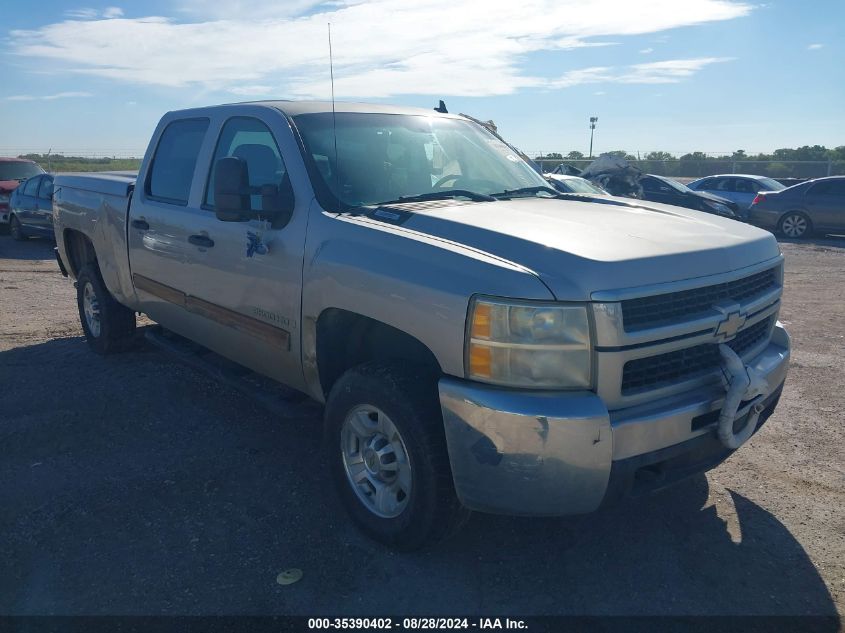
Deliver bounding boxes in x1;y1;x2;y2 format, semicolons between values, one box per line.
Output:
52;101;790;549
575;155;743;220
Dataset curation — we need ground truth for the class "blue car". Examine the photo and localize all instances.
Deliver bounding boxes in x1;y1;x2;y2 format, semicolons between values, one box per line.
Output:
8;173;55;241
687;174;786;212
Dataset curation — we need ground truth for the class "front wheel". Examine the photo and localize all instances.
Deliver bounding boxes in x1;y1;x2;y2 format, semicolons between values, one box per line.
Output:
76;264;137;354
779;212;811;239
325;362;470;550
10;216;27;241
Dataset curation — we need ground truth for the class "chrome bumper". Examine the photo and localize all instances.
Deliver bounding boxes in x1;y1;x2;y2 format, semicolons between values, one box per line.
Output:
439;323;790;516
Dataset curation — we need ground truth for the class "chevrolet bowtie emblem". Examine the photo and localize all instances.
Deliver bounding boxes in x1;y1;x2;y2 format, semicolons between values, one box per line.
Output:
715;310;747;341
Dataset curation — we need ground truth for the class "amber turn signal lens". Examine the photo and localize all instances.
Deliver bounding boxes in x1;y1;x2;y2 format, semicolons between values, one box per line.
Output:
471;302;492;339
469;343;492;378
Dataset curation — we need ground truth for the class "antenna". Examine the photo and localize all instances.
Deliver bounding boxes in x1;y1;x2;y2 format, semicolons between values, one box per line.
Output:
328;23;341;212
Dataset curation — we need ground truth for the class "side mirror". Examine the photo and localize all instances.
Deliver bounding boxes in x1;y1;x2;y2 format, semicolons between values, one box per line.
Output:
214;157;250;222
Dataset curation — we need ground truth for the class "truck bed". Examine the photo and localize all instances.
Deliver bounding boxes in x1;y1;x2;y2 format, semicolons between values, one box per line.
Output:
53;172;139;307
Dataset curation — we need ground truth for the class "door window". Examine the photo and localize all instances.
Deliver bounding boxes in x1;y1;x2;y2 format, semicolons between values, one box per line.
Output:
146;118;209;205
734;179;760;194
22;177;40;196
204;117;289;213
38;177;54;200
810;180;845;196
710;177;734;192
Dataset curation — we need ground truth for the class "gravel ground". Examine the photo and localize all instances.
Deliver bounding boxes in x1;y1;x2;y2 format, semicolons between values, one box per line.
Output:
0;234;842;621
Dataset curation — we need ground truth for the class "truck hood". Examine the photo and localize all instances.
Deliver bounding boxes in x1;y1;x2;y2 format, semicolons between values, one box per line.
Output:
381;196;780;300
0;180;21;193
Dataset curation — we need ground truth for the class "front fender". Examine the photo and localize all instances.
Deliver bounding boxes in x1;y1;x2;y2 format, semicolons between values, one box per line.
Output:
300;207;553;401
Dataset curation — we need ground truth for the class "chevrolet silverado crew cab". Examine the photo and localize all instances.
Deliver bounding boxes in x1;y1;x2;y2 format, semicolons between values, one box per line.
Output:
53;101;791;549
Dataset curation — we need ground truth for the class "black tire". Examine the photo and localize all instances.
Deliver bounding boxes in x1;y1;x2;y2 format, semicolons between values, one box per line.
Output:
778;211;812;239
76;264;137;354
325;362;470;550
10;216;27;241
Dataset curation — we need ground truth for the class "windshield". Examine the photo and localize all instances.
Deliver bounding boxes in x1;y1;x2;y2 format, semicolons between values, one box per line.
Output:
0;161;45;181
758;177;786;191
292;112;548;208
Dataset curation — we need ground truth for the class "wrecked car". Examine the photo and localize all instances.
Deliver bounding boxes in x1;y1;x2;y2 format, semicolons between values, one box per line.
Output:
52;101;790;549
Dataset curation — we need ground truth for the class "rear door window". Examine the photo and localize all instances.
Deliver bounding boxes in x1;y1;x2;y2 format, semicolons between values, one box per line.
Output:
146;118;209;205
734;179;760;194
38;177;54;200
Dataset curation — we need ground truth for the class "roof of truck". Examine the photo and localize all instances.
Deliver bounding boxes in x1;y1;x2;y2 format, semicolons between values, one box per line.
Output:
203;100;463;119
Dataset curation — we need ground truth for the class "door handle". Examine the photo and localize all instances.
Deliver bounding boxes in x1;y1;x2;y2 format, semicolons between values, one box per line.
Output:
131;219;150;230
188;234;215;248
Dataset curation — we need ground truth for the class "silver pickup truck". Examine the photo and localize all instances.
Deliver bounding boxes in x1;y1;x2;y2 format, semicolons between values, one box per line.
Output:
53;101;790;549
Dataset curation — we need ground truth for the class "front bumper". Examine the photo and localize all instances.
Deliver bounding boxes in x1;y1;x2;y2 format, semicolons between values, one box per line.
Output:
439;323;790;516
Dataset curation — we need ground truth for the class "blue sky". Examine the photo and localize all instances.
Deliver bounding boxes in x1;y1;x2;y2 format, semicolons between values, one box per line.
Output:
0;0;842;157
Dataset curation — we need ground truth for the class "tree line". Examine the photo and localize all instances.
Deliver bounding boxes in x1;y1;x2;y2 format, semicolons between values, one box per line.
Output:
534;146;845;178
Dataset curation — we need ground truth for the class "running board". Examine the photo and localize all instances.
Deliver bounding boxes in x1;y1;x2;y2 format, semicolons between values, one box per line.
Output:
144;326;322;420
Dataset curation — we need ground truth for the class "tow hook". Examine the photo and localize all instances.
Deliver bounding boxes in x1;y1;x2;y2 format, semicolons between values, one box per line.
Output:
717;344;770;449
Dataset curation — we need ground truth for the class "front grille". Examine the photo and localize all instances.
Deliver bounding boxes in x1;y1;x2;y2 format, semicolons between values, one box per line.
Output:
621;268;779;331
621;317;773;395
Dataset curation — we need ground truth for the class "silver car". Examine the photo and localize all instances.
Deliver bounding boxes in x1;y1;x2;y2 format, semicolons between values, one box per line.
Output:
688;174;786;211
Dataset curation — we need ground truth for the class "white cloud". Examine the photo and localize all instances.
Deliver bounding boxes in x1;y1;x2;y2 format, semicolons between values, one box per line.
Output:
64;8;99;19
807;43;824;50
228;84;276;96
548;57;731;88
639;47;654;54
5;91;93;101
11;0;752;98
65;7;124;19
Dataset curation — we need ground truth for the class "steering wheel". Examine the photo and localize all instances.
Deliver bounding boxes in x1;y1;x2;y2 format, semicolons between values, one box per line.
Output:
432;174;462;189
432;175;501;191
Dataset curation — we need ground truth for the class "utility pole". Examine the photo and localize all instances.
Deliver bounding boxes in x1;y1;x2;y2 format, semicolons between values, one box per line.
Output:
589;117;598;158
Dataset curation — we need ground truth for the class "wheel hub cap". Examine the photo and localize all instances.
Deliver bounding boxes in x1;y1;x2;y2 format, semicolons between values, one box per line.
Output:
341;405;412;518
83;282;102;338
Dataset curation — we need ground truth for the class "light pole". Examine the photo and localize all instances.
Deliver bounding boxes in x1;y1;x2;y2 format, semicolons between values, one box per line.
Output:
589;117;598;158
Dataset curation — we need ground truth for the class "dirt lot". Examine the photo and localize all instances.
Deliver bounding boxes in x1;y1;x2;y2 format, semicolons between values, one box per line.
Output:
0;234;843;621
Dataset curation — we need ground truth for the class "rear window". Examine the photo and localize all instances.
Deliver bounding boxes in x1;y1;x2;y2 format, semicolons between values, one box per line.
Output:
758;177;785;191
146;118;209;205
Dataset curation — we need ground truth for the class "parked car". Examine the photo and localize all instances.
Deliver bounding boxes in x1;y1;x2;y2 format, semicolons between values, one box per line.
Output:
687;174;786;211
53;101;790;549
749;176;845;238
8;173;55;240
639;174;743;220
546;174;608;195
0;158;45;233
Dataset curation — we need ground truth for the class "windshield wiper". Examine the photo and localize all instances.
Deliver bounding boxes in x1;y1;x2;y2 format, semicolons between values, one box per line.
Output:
388;189;496;204
490;185;562;199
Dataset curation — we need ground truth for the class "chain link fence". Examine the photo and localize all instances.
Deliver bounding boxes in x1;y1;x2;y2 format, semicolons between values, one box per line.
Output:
533;158;843;180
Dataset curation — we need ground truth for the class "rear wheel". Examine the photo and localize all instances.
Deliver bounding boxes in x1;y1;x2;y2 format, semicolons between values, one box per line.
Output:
779;212;811;239
76;264;137;354
10;216;27;241
325;362;470;549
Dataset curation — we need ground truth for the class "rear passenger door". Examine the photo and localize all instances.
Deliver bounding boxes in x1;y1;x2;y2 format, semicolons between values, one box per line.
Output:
128;117;211;332
16;176;40;225
35;176;54;231
731;178;760;209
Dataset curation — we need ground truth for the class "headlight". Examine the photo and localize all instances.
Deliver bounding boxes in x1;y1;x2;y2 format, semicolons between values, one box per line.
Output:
466;297;592;389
